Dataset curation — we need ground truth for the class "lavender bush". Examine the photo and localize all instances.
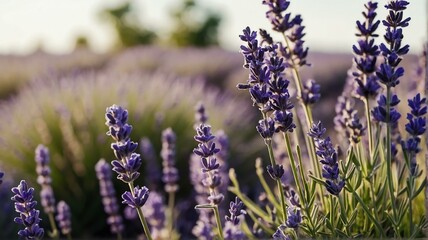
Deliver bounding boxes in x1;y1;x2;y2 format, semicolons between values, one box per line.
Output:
0;0;426;239
0;70;257;236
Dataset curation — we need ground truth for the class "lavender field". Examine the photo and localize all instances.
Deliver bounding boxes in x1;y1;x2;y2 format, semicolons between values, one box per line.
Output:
0;0;427;239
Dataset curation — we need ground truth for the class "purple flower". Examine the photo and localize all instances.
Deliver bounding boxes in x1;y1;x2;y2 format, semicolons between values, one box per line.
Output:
285;187;300;208
56;201;72;235
161;128;179;193
285;207;301;229
301;79;321;105
34;144;56;214
346;112;366;144
272;110;295;133
142;191;166;239
376;0;410;87
105;105;143;184
402;93;427;165
273;224;291;240
225;197;246;225
35;144;52;186
267;164;285;180
195;102;208;126
193;124;224;205
122;186;150;209
223;197;246;240
140;138;162;190
372;94;401;124
263;0;293;33
408;93;427;117
352;1;381;99
256;117;276;139
95;159;124;234
238;27;270;88
309;122;344;196
11;180;45;240
308;121;326;139
0;171;3;186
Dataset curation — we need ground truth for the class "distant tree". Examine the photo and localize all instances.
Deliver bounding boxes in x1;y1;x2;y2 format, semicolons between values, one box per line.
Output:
168;0;222;47
101;2;157;48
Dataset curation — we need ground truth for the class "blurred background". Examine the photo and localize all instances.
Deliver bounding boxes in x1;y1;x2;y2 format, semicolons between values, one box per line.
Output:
0;0;426;238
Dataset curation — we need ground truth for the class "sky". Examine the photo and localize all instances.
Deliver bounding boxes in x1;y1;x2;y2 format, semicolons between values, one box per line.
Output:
0;0;426;55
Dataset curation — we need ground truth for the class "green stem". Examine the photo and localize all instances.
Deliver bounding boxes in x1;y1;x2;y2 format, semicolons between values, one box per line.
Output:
48;212;59;239
386;86;398;235
67;233;73;240
128;182;153;240
266;138;288;222
168;191;176;237
213;205;225;240
116;232;122;240
283;133;303;203
363;97;374;162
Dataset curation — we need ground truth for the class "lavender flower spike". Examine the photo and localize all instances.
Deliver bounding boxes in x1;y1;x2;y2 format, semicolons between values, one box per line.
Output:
56;201;72;235
193;123;224;205
308;121;345;195
35;144;56;216
95;159;124;235
224;197;246;240
161;128;179;193
11;180;45;240
105;105;142;183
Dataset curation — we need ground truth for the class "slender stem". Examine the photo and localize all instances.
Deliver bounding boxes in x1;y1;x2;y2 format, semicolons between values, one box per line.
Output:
213;205;224;240
128;182;153;240
67;233;73;240
282;33;324;206
116;232;122;240
283;133;303;201
385;86;398;235
168;191;176;237
266;138;288;222
330;195;336;237
363;97;374;162
48;212;59;239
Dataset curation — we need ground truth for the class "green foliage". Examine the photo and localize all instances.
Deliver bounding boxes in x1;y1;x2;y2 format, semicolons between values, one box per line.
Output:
101;2;157;48
168;0;221;47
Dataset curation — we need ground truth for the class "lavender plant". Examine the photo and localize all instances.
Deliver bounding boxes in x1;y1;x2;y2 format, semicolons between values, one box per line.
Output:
95;159;124;238
231;0;427;239
11;180;45;240
56;201;72;239
34;144;59;238
105;104;152;240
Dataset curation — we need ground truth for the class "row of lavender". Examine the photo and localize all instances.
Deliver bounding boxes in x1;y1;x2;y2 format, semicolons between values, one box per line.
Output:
0;0;427;239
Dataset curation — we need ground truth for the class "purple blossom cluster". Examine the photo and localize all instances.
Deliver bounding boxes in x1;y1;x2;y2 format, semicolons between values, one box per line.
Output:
56;201;72;235
105;105;150;209
35;144;56;215
161;128;179;193
334;96;366;144
402;94;427;174
193;123;224;205
372;0;411;124
142;191;166;239
11;180;44;239
263;0;309;67
95;159;124;234
352;1;381;99
238;27;296;138
308;122;345;196
223;197;246;240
